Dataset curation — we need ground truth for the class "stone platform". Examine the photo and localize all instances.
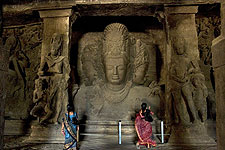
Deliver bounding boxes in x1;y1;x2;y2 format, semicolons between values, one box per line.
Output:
4;135;217;150
4;119;216;149
23;120;162;143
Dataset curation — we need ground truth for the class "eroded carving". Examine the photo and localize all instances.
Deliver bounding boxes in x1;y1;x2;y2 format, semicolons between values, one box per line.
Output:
133;39;149;85
170;38;199;125
6;34;30;98
3;24;42;119
196;16;219;120
30;78;49;123
81;44;102;86
191;73;208;122
31;33;70;124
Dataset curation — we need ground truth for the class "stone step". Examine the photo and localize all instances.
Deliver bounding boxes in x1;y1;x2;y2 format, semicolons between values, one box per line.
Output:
4;120;32;135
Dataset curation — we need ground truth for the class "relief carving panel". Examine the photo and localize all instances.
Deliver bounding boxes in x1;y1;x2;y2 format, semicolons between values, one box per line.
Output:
74;23;165;121
3;24;42;119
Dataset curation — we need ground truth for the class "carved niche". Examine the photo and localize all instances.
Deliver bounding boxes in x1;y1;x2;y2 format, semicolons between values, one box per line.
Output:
74;23;165;121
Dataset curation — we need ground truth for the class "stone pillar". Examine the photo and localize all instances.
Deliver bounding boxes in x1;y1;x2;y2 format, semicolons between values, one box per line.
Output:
211;3;225;150
165;6;214;145
37;9;78;123
26;8;77;143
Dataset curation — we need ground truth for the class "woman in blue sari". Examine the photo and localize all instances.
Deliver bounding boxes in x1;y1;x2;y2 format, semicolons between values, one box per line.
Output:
61;105;79;150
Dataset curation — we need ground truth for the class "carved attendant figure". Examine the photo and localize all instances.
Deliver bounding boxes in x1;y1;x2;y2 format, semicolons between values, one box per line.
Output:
38;33;70;123
30;78;48;123
170;38;199;125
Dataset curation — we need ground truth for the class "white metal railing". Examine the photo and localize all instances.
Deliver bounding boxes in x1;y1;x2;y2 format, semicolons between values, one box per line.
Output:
117;120;170;144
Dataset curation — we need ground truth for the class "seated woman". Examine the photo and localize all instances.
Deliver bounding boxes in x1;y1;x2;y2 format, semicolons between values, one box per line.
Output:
135;103;157;149
61;104;79;150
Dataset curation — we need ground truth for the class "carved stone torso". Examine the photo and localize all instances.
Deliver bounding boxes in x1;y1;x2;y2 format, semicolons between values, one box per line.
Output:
45;55;65;74
75;84;160;121
74;23;162;122
170;55;191;89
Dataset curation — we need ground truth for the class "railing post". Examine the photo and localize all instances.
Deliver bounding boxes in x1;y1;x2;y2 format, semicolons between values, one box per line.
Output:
118;120;122;144
161;121;164;144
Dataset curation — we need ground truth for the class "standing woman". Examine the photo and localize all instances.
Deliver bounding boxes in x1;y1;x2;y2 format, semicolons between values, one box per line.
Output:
135;103;156;149
61;104;79;150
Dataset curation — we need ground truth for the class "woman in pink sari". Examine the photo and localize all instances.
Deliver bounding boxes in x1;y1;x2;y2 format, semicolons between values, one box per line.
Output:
135;103;157;149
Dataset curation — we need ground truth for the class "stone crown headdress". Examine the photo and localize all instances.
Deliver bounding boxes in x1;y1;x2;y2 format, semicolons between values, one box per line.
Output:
103;23;129;61
134;39;149;70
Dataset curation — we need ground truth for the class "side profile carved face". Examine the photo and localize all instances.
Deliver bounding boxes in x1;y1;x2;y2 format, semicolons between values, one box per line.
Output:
82;61;97;83
133;64;148;84
105;56;127;85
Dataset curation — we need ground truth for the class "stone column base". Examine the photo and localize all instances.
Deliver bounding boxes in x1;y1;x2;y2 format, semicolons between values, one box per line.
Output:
24;122;64;143
168;123;216;145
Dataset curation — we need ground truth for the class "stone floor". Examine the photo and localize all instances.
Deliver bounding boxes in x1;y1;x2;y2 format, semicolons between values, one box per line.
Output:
4;135;217;150
4;120;217;150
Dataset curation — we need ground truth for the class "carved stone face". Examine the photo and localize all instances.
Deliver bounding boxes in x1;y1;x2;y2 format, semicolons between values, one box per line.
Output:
175;46;185;55
174;38;186;55
193;77;201;88
133;64;147;84
50;34;61;56
105;56;127;85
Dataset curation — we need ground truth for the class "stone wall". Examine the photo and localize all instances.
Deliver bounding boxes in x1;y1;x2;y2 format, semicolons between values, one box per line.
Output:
2;23;42;119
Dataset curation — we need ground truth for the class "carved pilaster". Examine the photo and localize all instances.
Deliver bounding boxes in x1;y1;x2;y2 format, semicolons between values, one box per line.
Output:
165;5;215;145
26;8;77;143
211;3;225;150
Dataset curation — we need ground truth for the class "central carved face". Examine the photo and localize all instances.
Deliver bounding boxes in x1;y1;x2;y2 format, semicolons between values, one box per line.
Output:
105;56;127;85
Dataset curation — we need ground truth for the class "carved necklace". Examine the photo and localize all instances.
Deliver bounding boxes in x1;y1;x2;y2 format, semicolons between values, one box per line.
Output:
101;81;132;104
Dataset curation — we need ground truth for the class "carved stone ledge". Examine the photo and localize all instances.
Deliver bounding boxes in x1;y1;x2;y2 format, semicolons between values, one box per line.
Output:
3;0;221;6
39;9;72;18
164;6;198;14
